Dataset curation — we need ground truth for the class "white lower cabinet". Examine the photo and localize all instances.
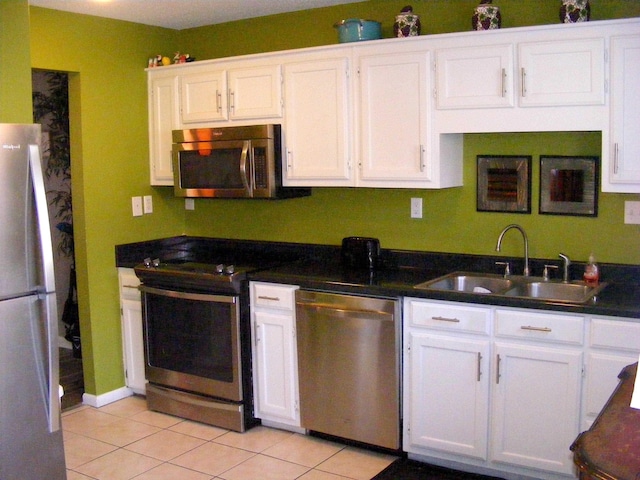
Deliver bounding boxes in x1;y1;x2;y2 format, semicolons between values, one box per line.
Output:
404;300;491;460
582;316;640;429
404;298;585;479
250;282;301;429
118;268;146;394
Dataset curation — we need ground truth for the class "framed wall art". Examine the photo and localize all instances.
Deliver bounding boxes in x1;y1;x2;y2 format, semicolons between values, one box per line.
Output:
539;156;598;217
477;155;531;213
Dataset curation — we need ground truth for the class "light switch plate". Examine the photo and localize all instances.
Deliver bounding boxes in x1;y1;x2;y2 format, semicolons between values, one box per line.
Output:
624;201;640;224
185;198;195;210
132;196;143;217
411;198;423;219
143;195;153;214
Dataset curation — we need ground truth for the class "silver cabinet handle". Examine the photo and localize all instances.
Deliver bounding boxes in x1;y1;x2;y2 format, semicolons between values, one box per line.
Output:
431;315;460;323
521;67;526;97
496;354;501;384
613;142;619;174
258;295;280;301
229;90;235;112
216;90;222;112
477;352;482;382
521;325;552;332
419;144;425;172
501;68;506;97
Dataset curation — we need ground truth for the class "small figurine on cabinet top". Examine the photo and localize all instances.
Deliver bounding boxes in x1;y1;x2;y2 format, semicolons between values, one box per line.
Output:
394;5;421;37
560;0;590;23
173;52;195;64
473;0;501;30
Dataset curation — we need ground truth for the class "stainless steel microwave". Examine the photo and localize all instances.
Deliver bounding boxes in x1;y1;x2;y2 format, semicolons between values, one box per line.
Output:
172;124;310;199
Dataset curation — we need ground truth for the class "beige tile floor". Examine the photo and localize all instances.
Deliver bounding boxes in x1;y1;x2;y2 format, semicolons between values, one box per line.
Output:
62;396;398;480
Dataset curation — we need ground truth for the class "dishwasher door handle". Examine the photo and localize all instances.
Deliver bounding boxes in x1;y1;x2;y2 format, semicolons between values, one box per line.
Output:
296;301;394;321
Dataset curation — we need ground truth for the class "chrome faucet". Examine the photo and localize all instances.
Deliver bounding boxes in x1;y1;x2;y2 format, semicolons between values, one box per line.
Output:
558;253;571;283
495;224;530;276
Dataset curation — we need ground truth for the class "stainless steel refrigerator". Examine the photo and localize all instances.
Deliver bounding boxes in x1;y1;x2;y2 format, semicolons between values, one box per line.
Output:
0;124;67;479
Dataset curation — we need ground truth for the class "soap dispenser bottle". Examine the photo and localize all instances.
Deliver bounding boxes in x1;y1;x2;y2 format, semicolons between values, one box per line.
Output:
583;253;599;287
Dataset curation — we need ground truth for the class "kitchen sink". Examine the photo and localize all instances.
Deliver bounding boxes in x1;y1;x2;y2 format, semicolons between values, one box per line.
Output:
414;271;607;304
414;272;514;294
503;281;607;303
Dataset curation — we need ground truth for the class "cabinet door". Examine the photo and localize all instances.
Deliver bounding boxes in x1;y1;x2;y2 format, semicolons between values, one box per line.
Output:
491;343;582;475
180;70;227;123
148;74;178;185
607;35;640;191
436;44;514;109
283;57;351;185
253;310;299;424
406;332;490;460
518;38;605;107
359;52;431;186
228;65;282;120
121;297;146;394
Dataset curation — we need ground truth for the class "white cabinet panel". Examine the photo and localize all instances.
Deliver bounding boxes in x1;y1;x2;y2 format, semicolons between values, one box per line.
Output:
436;44;514;109
118;268;146;394
228;65;282;120
180;70;227;123
250;282;300;428
359;52;431;185
148;73;178;185
491;342;582;475
283;57;351;185
406;332;490;460
606;34;640;191
518;38;605;107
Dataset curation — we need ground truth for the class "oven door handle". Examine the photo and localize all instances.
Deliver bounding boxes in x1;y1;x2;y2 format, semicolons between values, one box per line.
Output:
139;285;237;304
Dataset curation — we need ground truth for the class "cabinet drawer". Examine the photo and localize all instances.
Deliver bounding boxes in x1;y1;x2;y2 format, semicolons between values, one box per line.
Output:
118;268;140;301
495;309;584;345
406;299;490;335
252;282;298;311
589;317;640;352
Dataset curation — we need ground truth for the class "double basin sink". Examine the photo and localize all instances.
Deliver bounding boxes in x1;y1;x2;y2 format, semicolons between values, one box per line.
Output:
414;271;607;304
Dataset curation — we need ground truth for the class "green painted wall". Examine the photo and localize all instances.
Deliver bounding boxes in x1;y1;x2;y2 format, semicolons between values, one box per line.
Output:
5;0;637;397
28;7;185;395
0;0;32;122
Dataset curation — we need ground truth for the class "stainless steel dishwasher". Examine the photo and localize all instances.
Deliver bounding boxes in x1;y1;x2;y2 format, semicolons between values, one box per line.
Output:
295;290;401;450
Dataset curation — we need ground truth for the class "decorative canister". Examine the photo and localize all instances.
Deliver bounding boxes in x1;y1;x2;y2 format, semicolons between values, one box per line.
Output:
394;5;421;38
560;0;590;23
472;0;501;30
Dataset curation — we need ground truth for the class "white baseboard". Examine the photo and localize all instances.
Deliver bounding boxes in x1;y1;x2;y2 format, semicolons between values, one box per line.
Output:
82;387;134;408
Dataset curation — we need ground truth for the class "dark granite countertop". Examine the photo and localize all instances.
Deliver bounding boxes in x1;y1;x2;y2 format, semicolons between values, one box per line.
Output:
116;236;640;320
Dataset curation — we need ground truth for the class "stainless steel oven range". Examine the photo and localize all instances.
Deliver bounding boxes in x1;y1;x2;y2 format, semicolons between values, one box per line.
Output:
134;259;258;432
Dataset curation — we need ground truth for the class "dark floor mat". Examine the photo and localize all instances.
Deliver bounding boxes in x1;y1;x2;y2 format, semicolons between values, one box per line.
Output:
372;458;506;480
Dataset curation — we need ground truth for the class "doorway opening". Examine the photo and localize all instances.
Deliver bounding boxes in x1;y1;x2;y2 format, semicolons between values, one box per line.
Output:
32;69;83;410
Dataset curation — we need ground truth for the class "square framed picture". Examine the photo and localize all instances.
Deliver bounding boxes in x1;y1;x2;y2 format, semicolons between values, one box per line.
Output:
539;156;598;217
477;155;532;213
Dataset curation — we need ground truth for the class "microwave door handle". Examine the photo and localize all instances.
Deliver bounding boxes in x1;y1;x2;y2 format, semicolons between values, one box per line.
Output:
240;141;252;195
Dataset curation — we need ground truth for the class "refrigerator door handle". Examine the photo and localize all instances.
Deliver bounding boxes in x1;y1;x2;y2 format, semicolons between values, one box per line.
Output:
29;144;61;433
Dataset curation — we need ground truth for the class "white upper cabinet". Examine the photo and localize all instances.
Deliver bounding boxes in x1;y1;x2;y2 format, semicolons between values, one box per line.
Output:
180;64;282;124
228;65;283;120
518;38;605;107
358;50;434;187
436;44;514;109
605;34;640;192
148;72;179;186
282;55;351;186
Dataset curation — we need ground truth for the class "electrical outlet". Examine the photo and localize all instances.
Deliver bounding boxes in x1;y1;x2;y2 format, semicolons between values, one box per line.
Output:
131;196;143;217
143;195;153;214
185;198;195;210
624;201;640;224
411;197;423;219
